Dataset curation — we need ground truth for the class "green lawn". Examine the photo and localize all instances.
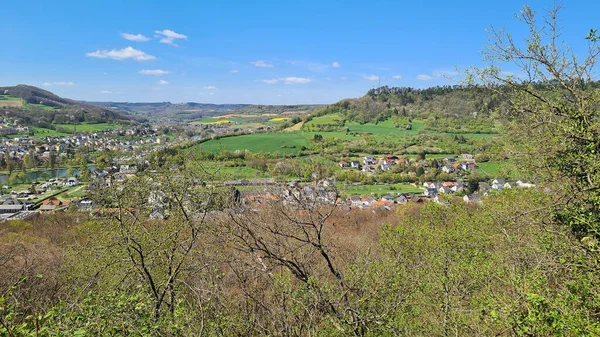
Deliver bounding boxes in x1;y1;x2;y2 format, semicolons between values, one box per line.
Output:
337;183;423;198
194;133;309;155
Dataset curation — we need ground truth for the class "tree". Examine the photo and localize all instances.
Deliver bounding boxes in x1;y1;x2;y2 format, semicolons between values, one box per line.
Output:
470;4;600;238
47;150;56;169
23;149;37;170
78;158;228;321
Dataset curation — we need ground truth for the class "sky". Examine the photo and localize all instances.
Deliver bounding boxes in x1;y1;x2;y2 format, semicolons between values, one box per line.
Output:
1;0;600;104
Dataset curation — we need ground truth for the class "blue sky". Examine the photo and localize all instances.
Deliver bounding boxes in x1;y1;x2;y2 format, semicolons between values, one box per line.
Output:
1;0;599;104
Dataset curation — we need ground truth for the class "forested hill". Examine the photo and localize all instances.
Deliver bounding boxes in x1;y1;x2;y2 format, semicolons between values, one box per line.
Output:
313;85;509;125
88;101;324;121
0;85;137;127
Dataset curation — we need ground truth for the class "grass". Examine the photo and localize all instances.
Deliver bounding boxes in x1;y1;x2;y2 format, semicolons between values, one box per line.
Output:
285;122;304;132
31;127;70;137
193;117;260;125
53;122;121;133
337;183;423;198
304;114;344;128
477;161;512;176
194;133;309;155
0;95;22;101
27;103;59;111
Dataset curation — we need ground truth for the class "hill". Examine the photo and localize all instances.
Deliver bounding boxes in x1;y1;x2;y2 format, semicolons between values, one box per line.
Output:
88;101;324;121
0;85;138;128
304;85;509;134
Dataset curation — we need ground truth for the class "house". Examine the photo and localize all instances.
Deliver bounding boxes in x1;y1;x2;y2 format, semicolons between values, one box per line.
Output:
439;186;453;194
463;194;482;204
424;188;438;197
491;178;505;185
516;180;535;188
349;195;363;207
381;162;392;171
0;199;25;213
442;165;455;174
65;177;80;187
76;198;93;211
410;196;424;203
503;182;516;189
382;195;395;202
462;154;474;160
350;161;361;169
363;156;375;165
339;161;349;168
444;157;457;163
396;195;408;204
39;198;69;212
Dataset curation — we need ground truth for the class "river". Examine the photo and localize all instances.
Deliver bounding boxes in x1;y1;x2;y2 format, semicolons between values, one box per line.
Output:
0;166;96;185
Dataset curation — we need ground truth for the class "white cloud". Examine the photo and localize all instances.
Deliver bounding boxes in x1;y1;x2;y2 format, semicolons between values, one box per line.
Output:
391;75;402;79
341;77;347;81
363;75;379;81
121;33;150;42
229;69;239;73
209;92;215;95
259;77;311;84
251;60;274;68
157;80;169;85
86;46;156;61
204;86;217;90
283;77;311;84
417;74;433;80
154;29;187;46
42;81;74;86
332;61;340;68
139;69;170;75
99;90;113;94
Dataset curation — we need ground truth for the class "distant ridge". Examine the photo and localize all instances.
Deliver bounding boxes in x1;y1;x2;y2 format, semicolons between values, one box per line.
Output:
0;85;140;127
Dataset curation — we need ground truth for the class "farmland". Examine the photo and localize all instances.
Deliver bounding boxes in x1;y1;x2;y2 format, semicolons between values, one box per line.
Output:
194;133;309;155
53;122;122;133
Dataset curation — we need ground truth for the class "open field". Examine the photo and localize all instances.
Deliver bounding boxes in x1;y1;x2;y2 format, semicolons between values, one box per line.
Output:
0;95;22;101
53;123;122;133
194;133;309;155
31;127;70;137
218;114;260;118
477;161;514;177
337;183;423;198
304;114;344;128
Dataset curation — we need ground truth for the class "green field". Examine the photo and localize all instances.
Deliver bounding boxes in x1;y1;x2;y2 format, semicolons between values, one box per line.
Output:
26;103;59;111
53;123;122;133
193;116;260;125
337;183;423;198
304;114;344;128
195;133;309;155
477;161;513;176
31;127;70;137
0;95;22;101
